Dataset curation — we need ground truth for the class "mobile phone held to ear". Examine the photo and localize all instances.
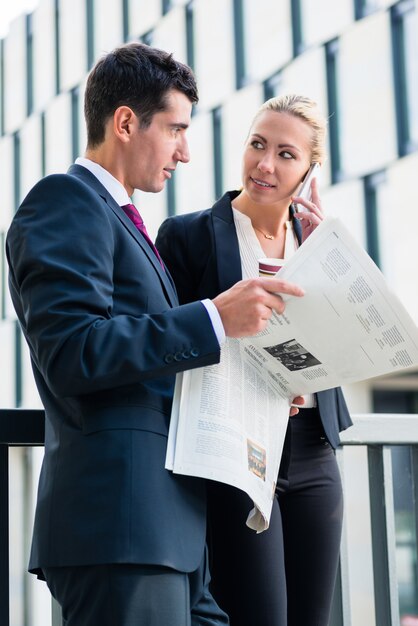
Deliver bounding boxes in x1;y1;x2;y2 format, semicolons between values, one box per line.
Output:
294;163;321;213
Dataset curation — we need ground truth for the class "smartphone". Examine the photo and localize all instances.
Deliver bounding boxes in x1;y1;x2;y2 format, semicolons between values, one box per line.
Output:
294;162;321;213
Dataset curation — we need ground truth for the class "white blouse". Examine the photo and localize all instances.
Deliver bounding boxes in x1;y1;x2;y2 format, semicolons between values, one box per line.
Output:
231;207;316;409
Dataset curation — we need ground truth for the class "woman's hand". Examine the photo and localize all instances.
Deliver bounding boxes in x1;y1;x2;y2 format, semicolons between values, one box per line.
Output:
292;178;324;243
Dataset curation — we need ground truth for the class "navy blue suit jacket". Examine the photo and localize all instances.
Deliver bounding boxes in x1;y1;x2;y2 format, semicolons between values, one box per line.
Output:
156;190;352;448
6;165;221;578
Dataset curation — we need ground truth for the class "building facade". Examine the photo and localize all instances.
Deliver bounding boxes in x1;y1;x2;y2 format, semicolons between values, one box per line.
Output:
1;1;417;624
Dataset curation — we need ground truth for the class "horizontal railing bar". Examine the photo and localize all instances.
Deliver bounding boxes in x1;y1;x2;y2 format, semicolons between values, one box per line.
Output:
340;414;418;445
0;409;45;445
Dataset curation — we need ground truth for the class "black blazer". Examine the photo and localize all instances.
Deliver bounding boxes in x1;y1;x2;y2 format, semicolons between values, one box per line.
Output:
6;165;222;578
156;190;352;448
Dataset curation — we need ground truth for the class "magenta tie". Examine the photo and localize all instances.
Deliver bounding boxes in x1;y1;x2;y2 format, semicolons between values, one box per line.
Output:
121;203;164;268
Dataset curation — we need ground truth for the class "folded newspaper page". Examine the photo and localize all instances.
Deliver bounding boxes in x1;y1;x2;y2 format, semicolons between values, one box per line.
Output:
166;217;418;532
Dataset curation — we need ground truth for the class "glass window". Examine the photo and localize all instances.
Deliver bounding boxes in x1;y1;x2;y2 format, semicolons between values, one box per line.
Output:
71;86;80;161
325;39;342;183
86;0;95;70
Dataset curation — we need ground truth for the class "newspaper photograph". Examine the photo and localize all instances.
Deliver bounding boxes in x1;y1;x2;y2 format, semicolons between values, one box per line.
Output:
166;217;418;532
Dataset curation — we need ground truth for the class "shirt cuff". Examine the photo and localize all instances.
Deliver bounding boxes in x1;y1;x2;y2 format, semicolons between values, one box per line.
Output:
201;299;226;346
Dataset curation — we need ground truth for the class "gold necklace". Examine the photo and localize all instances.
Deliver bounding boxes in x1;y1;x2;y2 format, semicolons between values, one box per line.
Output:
253;226;275;240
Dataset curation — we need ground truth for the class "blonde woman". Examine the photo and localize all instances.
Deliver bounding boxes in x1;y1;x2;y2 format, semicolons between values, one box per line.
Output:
157;95;352;626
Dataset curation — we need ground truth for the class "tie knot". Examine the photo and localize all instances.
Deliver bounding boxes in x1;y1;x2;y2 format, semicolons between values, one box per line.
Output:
121;203;144;228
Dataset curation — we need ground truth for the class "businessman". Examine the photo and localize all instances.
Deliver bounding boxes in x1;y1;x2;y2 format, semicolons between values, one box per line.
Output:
6;42;304;625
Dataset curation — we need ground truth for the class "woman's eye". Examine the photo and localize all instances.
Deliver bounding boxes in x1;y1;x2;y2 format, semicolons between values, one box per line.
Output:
280;151;294;159
251;140;264;149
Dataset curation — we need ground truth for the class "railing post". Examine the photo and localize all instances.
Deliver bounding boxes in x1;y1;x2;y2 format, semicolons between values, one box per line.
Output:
368;445;400;626
0;444;10;626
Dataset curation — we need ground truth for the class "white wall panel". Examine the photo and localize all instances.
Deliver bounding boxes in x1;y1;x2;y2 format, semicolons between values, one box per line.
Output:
94;0;123;59
175;110;215;215
0;135;14;230
0;320;16;407
59;0;87;92
20;114;43;201
32;0;56;112
243;0;292;83
127;0;161;39
152;6;187;64
4;16;27;134
133;186;168;242
379;153;418;324
222;83;264;191
338;13;397;177
193;0;235;111
301;0;353;47
44;92;72;175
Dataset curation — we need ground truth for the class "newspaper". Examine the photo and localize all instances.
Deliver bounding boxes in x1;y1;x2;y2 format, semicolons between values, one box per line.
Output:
166;217;418;532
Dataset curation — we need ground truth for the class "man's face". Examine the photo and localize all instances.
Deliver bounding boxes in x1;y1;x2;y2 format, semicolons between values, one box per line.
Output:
127;89;192;194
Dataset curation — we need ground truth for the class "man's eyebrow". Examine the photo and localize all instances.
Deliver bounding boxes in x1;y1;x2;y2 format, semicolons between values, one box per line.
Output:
170;122;189;129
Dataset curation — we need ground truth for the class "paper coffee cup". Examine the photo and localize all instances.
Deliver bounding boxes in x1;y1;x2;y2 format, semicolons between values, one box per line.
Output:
258;257;286;278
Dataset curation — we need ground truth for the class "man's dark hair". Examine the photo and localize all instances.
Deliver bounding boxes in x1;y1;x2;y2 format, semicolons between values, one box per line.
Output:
84;42;199;148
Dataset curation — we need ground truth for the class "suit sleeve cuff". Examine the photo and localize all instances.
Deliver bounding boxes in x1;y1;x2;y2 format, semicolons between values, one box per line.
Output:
201;299;226;346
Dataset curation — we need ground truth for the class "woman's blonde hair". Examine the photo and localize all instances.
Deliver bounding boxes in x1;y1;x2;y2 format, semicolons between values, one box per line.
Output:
254;94;327;165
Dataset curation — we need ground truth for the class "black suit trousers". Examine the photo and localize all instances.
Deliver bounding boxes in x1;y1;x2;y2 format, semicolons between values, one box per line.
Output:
207;409;343;626
43;547;229;626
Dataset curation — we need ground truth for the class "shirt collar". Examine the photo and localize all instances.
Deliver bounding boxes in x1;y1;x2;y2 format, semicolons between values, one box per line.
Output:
75;157;131;206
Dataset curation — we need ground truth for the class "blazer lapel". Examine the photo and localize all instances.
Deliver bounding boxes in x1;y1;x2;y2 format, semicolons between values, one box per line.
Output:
67;164;178;307
211;192;243;292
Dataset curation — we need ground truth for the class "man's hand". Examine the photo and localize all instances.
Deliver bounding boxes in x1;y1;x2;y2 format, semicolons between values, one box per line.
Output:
289;395;305;417
212;278;304;338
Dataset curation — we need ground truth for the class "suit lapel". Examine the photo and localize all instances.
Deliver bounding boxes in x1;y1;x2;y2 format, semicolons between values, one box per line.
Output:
67;164;178;307
211;192;243;292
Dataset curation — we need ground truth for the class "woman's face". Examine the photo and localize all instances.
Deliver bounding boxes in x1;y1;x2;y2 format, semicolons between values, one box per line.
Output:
241;110;313;206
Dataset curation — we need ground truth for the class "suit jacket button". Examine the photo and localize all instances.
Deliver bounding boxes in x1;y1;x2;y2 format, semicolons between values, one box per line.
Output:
190;348;200;357
174;352;183;361
164;354;174;364
182;350;191;359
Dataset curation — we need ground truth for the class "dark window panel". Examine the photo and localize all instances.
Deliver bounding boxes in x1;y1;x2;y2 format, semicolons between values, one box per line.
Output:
71;86;80;161
14;320;22;408
290;0;304;57
364;170;386;268
122;0;129;42
13;132;20;213
233;0;246;89
26;14;34;115
86;0;95;70
263;71;282;101
54;0;61;94
185;1;195;71
325;38;342;184
212;106;223;200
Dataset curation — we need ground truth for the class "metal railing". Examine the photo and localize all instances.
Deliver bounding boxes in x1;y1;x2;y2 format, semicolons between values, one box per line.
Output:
2;409;418;626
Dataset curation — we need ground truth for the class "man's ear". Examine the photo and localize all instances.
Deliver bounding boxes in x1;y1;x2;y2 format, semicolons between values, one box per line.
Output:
113;106;137;143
